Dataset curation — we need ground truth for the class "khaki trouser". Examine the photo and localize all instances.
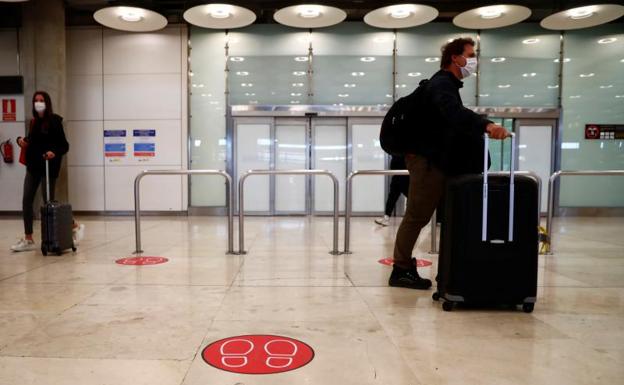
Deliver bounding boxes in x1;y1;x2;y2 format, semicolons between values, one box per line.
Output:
392;155;446;269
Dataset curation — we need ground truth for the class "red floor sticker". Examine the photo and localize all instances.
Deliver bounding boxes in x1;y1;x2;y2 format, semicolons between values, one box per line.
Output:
202;335;315;375
378;258;432;267
115;256;168;265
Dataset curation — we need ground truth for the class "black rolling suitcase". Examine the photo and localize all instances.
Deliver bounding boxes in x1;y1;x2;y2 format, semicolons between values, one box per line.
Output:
433;133;539;313
41;159;75;256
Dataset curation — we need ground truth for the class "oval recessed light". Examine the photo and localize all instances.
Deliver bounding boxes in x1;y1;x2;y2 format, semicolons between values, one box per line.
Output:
479;94;489;97
554;58;571;63
183;4;256;29
386;94;393;98
293;71;306;76
294;56;309;62
523;94;535;98
547;85;559;89
344;84;356;88
236;71;249;76
498;84;511;88
244;92;255;96
522;38;540;44
454;5;531;29
541;4;624;30
274;5;346;28
292;83;304;87
290;100;301;104
522;72;537;77
230;56;245;62
94;6;167;32
491;57;506;63
408;72;422;77
338;93;349;98
360;57;376;62
569;95;581;99
615;95;624;98
351;72;366;77
395;84;407;88
600;85;613;89
425;57;440;62
365;4;438;29
241;83;253;87
598;37;617;44
579;73;595;78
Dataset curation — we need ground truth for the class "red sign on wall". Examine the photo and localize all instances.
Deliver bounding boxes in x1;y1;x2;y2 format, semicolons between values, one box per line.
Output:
2;99;16;121
202;335;315;375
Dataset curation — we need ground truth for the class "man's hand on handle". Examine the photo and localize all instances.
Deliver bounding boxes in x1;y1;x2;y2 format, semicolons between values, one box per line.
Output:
43;151;56;160
486;123;511;140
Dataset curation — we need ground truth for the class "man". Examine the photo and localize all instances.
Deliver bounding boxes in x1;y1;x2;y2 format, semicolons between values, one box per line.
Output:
389;37;509;290
375;155;409;227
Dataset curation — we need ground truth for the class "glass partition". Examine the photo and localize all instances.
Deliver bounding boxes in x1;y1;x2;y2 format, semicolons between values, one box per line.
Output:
480;24;560;107
560;25;624;207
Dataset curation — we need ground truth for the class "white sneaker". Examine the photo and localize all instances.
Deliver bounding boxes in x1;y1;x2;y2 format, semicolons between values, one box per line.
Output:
10;238;36;252
73;223;85;246
375;215;390;227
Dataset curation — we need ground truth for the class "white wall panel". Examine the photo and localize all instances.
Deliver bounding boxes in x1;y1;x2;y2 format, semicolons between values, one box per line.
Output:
103;28;181;74
66;75;103;121
105;166;183;211
66;28;103;75
68;166;105;211
103;74;181;120
0;30;18;75
66;120;103;166
103;120;181;166
0;123;26;210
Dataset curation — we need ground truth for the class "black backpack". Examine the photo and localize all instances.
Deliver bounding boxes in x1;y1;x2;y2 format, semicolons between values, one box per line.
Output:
380;79;429;157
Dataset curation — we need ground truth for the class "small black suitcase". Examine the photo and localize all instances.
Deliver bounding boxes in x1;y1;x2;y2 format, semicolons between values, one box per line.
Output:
433;133;540;313
41;159;75;256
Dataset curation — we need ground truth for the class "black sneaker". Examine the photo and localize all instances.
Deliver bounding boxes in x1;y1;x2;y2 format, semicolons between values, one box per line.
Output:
389;265;432;290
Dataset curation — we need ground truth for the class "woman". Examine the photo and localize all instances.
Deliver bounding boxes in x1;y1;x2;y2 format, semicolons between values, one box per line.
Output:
10;91;83;252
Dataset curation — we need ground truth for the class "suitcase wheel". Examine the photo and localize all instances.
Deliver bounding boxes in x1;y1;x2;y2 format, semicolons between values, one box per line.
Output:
432;292;440;301
56;249;63;256
72;247;77;252
522;303;534;313
442;301;454;312
41;246;48;256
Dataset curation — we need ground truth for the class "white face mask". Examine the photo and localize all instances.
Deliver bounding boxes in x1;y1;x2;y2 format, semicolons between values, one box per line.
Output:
34;101;46;113
459;56;478;78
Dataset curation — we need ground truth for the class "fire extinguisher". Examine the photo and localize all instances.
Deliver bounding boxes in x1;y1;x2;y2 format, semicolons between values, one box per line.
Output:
0;139;14;163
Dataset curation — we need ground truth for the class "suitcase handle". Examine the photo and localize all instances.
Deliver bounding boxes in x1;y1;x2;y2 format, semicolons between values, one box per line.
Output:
45;158;51;203
482;132;516;242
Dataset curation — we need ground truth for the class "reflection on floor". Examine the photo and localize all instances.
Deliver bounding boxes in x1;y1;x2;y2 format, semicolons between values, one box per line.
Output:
0;216;623;384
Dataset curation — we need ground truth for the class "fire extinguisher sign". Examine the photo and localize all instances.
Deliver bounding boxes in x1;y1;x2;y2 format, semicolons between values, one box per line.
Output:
2;99;16;122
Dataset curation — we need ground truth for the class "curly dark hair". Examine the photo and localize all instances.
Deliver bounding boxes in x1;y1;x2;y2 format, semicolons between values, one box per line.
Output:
440;37;476;68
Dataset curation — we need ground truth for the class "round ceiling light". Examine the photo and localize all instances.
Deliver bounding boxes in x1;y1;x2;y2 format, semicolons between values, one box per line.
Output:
541;4;624;30
183;4;256;29
94;6;167;32
453;4;531;29
364;4;438;29
274;4;346;28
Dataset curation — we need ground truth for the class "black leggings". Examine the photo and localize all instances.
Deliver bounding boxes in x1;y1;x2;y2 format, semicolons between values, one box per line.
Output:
23;171;56;235
384;175;409;216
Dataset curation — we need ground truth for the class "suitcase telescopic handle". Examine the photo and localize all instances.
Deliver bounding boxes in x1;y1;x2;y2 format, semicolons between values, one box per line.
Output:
482;132;516;242
45;158;51;203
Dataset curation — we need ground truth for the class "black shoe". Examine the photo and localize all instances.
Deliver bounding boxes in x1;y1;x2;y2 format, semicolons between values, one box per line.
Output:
389;265;432;290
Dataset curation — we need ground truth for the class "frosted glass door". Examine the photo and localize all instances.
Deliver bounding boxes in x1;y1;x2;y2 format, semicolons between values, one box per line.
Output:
516;122;554;213
275;119;307;213
235;120;271;212
313;119;347;212
351;119;385;212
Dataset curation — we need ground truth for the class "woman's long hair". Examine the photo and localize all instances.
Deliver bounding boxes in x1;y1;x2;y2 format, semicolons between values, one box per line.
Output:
31;91;54;132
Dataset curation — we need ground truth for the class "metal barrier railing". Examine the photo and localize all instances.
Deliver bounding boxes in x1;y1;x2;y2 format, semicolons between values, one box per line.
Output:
344;170;408;254
134;169;235;255
546;170;624;254
344;170;541;254
238;169;341;255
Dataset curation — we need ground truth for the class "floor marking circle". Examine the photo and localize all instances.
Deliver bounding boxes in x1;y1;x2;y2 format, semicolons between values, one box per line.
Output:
115;256;169;265
202;335;315;374
378;257;432;267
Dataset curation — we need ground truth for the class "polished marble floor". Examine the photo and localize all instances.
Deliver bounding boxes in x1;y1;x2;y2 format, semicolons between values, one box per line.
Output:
0;215;622;385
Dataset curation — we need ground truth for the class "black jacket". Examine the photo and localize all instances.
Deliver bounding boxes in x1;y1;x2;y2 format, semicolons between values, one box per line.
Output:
422;70;492;175
22;114;69;178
